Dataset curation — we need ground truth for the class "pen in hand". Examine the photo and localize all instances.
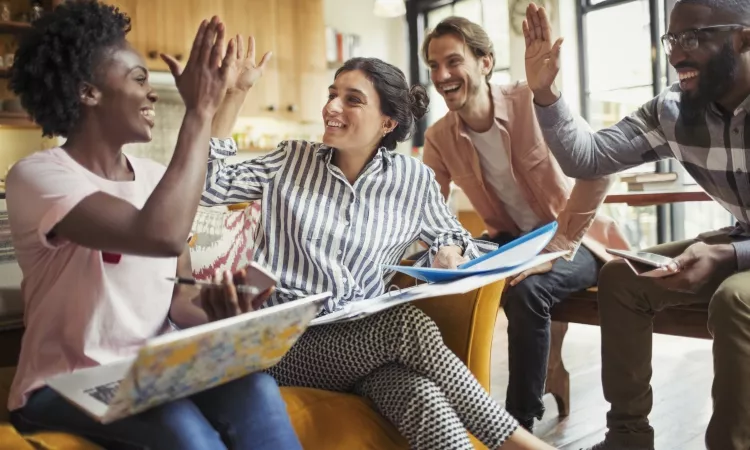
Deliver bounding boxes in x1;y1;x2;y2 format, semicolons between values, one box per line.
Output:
167;277;262;296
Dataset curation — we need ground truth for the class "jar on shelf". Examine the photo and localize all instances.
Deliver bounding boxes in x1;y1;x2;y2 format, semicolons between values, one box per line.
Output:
30;1;43;21
0;2;12;22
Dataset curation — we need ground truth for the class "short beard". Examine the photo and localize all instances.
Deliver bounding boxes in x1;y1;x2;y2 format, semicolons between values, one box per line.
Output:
679;41;738;123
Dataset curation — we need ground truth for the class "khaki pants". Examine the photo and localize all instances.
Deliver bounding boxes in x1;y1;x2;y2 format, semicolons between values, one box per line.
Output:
599;230;750;450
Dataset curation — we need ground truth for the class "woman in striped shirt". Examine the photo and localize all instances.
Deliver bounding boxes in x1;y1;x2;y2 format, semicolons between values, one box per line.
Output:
202;53;553;450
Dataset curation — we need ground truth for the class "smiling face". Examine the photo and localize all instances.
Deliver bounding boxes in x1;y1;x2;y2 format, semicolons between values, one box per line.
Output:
668;3;744;115
322;69;393;154
426;33;492;112
84;41;158;144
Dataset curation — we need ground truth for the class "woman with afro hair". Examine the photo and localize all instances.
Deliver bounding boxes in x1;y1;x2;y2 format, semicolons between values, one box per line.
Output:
4;1;300;449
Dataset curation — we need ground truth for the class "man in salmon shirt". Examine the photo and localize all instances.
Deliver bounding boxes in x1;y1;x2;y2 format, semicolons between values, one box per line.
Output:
421;16;630;431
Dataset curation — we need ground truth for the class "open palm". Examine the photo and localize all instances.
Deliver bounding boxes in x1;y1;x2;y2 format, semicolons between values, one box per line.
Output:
227;35;272;92
523;2;563;93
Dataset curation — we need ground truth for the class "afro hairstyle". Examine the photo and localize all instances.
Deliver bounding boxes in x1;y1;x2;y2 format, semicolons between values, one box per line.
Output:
10;0;131;137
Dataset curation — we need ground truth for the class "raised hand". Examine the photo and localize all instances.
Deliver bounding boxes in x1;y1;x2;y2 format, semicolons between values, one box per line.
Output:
226;35;273;93
523;2;563;105
161;16;238;118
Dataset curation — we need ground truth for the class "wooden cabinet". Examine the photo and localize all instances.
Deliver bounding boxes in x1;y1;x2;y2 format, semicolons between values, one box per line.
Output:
224;0;327;123
105;0;327;123
223;0;280;118
290;0;328;123
107;0;195;72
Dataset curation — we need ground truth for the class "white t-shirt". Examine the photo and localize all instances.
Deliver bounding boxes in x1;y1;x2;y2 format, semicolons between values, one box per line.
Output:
6;147;178;410
466;125;541;233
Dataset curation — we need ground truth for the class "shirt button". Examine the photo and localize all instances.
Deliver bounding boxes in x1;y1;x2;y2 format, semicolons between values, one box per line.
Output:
735;128;740;134
337;250;342;255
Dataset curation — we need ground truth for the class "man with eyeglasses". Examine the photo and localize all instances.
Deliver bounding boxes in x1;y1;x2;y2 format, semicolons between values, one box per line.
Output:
524;0;750;449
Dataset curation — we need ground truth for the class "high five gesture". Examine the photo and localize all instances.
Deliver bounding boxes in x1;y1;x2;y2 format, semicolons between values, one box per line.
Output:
162;17;238;118
522;2;563;106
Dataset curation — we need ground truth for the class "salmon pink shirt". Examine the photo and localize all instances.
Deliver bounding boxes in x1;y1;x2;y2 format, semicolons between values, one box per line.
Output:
5;147;177;411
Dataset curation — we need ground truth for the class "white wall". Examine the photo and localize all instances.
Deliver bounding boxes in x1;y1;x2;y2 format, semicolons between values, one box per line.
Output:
507;0;581;115
324;0;409;73
324;0;413;155
323;0;586;152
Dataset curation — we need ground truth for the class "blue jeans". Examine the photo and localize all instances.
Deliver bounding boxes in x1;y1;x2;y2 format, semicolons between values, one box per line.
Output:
501;241;600;427
10;372;301;450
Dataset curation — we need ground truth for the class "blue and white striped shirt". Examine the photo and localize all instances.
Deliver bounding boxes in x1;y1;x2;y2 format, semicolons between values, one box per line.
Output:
201;138;491;313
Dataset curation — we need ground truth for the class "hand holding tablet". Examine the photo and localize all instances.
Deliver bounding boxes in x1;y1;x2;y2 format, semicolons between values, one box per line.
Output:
605;249;681;278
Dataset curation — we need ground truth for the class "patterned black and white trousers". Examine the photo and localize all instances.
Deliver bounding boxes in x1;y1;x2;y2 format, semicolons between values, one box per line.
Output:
266;304;519;449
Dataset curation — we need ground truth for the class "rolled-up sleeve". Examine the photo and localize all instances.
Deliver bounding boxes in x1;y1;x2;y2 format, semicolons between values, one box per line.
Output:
201;138;289;206
417;168;497;266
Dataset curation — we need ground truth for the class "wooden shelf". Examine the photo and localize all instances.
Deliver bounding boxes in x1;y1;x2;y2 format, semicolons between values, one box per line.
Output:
0;111;37;128
604;190;711;207
0;20;31;34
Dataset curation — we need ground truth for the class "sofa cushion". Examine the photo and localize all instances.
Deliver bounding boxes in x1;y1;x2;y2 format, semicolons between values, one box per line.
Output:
1;366;412;449
0;425;103;450
281;386;408;449
188;204;261;280
0;425;34;450
0;367;102;449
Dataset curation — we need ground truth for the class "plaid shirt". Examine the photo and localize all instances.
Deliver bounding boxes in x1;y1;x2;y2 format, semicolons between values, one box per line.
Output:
535;83;750;271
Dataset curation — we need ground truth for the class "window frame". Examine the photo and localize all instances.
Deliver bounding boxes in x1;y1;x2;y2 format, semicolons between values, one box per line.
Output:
421;0;512;92
406;0;512;147
578;0;673;244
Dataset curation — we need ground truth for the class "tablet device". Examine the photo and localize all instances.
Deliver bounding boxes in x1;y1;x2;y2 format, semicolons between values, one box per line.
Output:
605;249;678;278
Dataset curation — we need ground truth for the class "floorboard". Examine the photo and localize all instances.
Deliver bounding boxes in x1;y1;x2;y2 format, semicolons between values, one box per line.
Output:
489;312;713;449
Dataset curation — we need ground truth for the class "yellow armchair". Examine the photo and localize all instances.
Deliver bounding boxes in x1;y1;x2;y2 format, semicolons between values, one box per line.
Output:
0;271;506;449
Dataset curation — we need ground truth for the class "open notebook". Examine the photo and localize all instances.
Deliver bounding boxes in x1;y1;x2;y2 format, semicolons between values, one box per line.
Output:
46;292;330;424
312;250;567;326
383;221;559;283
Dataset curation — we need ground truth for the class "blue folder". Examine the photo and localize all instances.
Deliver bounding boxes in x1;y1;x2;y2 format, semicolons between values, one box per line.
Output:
384;221;558;283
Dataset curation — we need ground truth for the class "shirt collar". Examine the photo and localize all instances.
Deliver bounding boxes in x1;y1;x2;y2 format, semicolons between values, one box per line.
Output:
735;94;750;116
452;83;510;136
316;144;393;169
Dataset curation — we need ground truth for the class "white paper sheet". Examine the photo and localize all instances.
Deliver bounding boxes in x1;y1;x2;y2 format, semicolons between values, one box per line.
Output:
311;251;568;326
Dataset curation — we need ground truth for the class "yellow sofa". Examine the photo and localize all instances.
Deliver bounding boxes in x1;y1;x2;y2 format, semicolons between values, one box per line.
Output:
0;273;505;449
0;204;507;449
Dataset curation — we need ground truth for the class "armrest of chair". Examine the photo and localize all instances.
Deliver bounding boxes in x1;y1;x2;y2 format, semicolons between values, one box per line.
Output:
391;261;505;392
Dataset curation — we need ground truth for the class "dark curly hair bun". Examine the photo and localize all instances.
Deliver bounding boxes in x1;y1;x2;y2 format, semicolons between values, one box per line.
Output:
10;0;131;137
335;57;430;151
408;85;429;121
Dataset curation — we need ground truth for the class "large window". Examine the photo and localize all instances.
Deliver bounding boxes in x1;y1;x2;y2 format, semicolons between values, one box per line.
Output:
580;0;665;247
421;0;511;126
579;0;733;247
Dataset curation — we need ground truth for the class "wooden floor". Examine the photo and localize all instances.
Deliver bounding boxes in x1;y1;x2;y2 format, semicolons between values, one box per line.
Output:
489;312;714;450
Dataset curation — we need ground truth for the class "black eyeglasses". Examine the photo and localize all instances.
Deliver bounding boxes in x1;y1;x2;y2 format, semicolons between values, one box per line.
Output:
660;25;745;55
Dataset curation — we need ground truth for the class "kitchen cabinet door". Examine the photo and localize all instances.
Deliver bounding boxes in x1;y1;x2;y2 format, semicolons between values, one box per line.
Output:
104;0;186;72
223;0;280;118
291;0;327;123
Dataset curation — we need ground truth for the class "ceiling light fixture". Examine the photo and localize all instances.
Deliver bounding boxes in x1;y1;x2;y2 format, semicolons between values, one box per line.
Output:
373;0;406;18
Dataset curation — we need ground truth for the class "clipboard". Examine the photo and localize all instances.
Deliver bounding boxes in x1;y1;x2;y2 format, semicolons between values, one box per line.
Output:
383;222;558;283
